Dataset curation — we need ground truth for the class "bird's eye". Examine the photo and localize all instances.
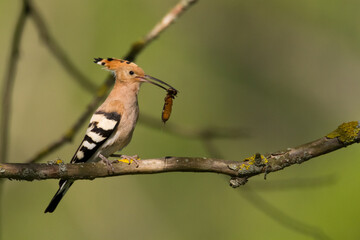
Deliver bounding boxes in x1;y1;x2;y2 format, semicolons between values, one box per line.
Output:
129;71;134;75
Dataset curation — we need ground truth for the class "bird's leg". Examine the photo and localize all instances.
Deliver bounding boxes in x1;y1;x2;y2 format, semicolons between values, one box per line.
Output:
110;153;140;168
99;154;115;173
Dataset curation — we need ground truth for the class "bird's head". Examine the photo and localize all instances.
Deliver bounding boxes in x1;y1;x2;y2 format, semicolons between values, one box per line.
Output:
94;57;145;83
94;57;177;92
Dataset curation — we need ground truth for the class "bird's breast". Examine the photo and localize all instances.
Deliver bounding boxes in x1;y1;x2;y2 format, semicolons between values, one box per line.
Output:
100;101;139;157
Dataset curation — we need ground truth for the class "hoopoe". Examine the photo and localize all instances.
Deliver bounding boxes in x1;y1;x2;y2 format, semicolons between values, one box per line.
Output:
44;58;177;213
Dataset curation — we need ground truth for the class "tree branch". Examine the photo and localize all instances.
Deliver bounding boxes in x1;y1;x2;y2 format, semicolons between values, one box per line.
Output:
3;121;359;182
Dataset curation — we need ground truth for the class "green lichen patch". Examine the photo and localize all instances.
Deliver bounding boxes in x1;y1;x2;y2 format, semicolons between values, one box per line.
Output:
326;121;360;144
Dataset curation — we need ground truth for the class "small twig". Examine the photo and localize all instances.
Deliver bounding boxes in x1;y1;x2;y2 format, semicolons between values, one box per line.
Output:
6;121;360;180
26;0;198;163
0;0;31;164
124;0;198;62
28;0;97;93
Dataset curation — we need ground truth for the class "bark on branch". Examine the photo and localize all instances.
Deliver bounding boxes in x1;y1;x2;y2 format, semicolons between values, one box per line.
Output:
1;121;359;185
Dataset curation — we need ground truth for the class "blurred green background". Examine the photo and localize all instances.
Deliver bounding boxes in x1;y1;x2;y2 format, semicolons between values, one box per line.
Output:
1;0;360;239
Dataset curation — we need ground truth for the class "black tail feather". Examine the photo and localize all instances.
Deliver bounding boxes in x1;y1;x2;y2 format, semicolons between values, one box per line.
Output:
44;180;74;213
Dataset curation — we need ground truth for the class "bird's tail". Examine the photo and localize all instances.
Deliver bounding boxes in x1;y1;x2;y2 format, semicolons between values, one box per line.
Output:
44;180;74;213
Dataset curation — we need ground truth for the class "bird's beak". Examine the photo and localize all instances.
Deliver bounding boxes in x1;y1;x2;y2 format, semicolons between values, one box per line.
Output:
138;75;178;92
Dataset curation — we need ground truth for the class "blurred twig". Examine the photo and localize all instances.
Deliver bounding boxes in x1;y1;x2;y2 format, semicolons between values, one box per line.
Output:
25;87;108;163
124;0;198;62
0;179;3;240
240;187;331;240
26;0;199;163
28;0;97;93
0;1;31;239
0;0;30;164
139;114;247;139
202;139;225;159
139;114;247;159
250;175;337;191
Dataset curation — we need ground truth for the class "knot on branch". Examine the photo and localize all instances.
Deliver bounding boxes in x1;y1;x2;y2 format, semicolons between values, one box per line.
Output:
228;153;268;178
229;177;248;188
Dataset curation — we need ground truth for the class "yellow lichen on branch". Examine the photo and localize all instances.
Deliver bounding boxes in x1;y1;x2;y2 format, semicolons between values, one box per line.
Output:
239;153;268;170
326;121;360;144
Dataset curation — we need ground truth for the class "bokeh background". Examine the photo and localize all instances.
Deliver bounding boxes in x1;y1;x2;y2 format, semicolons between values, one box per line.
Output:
1;0;360;239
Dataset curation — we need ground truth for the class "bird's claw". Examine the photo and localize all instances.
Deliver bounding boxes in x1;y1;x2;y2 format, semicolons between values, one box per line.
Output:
118;154;140;168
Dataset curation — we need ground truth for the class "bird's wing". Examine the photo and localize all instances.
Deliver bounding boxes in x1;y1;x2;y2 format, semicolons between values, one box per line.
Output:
71;111;121;163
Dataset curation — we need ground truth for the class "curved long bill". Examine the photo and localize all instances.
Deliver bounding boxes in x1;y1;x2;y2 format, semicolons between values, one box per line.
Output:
138;75;178;92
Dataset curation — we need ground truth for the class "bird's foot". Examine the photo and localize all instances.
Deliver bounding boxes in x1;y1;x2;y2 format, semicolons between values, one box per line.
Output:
99;154;115;173
118;154;140;168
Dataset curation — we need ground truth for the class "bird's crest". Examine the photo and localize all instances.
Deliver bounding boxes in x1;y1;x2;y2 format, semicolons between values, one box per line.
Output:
93;57;138;71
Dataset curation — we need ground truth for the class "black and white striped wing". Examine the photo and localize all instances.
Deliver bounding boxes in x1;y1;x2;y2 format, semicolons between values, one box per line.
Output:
71;111;121;163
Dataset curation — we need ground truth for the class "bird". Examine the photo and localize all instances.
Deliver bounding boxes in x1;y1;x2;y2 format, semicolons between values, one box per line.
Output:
44;57;177;213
